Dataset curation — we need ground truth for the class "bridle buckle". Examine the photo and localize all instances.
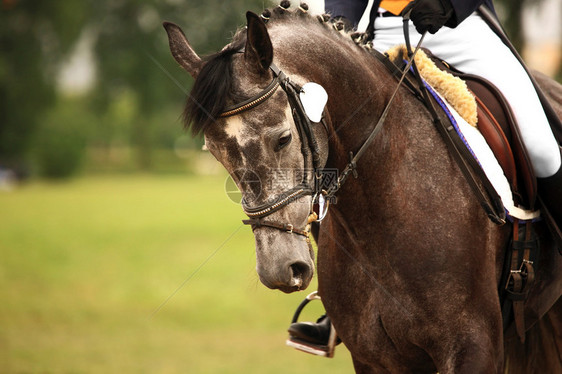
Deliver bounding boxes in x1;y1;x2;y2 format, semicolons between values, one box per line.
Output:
286;224;294;233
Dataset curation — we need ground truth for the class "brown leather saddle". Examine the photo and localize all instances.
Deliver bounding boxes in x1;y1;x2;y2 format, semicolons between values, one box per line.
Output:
425;49;538;211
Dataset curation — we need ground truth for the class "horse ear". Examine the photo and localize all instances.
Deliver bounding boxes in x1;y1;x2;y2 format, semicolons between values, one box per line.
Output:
163;21;202;78
244;11;273;74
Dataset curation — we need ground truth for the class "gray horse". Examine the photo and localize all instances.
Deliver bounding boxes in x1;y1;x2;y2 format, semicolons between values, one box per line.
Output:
164;4;562;373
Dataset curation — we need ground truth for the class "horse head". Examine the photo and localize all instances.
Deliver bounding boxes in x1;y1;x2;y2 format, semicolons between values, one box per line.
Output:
164;11;329;293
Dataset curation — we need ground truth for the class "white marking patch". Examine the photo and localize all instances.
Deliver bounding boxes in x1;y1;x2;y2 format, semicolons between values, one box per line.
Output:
223;116;259;149
224;116;244;138
223;104;294;150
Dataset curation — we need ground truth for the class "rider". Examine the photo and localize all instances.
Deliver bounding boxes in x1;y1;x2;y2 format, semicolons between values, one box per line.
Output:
287;0;562;354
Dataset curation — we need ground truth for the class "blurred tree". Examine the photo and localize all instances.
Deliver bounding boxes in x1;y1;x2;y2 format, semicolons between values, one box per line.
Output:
90;0;265;170
1;0;266;177
0;0;88;176
2;0;559;178
34;97;90;178
495;0;561;82
495;0;526;51
495;0;549;52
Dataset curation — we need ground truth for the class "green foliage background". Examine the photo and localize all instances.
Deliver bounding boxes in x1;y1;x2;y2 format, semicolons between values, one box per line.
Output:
1;0;268;177
0;0;560;178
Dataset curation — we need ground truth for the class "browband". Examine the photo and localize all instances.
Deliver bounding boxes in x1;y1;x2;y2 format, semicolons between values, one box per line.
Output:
220;78;281;118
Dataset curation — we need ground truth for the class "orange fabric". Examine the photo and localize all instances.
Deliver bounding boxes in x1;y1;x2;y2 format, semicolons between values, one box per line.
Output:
379;0;412;15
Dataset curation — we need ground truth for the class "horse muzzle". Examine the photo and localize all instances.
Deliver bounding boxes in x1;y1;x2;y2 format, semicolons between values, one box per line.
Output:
257;259;314;293
254;230;315;293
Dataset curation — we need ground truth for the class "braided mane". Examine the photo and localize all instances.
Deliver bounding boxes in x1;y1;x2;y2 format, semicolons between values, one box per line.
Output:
184;0;371;135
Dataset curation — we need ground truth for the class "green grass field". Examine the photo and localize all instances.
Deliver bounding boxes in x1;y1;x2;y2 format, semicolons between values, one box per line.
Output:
0;174;353;373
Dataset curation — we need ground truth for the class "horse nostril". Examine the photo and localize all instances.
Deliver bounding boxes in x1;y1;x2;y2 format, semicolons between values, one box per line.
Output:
289;261;310;286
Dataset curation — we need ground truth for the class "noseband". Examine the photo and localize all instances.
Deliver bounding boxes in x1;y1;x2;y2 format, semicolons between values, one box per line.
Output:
220;62;325;238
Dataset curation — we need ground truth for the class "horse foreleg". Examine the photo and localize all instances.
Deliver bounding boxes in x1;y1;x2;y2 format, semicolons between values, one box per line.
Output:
351;356;397;374
436;341;503;374
429;318;504;374
351;358;377;374
503;297;562;373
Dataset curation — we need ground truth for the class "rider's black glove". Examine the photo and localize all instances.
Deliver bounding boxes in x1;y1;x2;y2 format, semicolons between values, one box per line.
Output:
402;0;454;34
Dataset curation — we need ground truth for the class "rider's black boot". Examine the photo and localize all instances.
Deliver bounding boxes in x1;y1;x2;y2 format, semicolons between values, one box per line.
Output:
288;315;332;344
538;161;562;245
287;315;339;357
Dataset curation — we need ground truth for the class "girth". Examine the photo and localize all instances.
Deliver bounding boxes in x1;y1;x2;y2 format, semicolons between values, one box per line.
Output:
500;219;540;343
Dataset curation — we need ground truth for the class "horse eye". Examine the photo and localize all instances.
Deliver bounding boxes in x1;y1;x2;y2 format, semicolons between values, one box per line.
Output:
276;132;292;151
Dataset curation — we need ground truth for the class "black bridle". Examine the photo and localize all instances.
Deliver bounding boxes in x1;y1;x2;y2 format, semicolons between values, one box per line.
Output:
220;62;325;238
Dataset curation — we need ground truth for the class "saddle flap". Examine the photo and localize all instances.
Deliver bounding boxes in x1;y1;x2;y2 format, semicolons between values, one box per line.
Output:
474;96;518;197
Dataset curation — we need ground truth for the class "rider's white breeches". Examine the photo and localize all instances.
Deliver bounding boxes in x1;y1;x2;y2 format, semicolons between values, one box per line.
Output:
374;13;561;177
